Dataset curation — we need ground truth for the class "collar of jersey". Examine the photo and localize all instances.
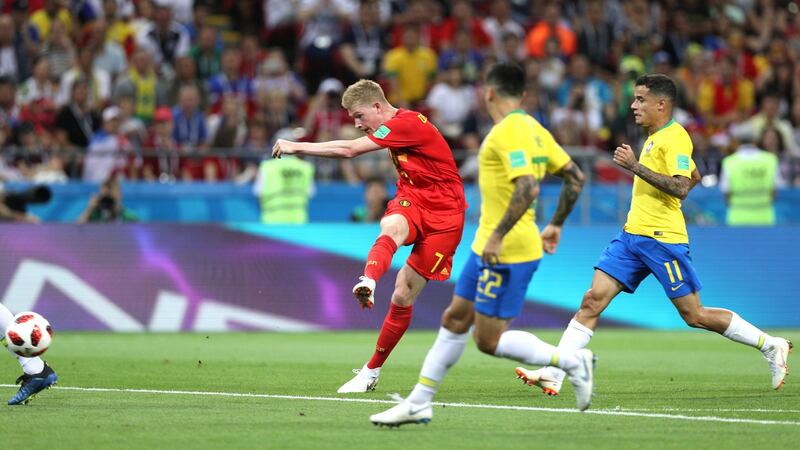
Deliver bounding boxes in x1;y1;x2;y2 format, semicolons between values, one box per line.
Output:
655;118;675;133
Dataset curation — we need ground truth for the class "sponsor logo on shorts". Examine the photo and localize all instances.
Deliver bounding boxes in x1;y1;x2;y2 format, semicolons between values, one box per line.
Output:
399;200;411;207
671;283;685;292
654;231;663;236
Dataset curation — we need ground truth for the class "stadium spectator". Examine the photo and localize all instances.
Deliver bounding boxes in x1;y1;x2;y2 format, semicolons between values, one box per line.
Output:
114;47;166;123
438;0;491;51
483;0;526;62
389;0;445;52
254;48;306;109
238;33;266;80
137;0;190;67
734;92;798;156
0;14;29;82
575;0;617;74
525;1;576;58
296;0;351;91
139;105;180;180
190;25;221;82
39;18;74;81
236;118;270;184
116;94;147;147
88;19;128;82
56;46;111;113
254;87;295;141
696;54;755;130
83;105;130;182
16;56;55;106
29;0;73;42
261;0;299;63
425;63;477;143
759;124;800;187
167;55;206;110
103;0;136;57
437;28;484;85
350;176;389;222
172;84;206;150
537;37;567;97
54;78;97;151
207;47;254;114
339;0;388;83
383;24;437;107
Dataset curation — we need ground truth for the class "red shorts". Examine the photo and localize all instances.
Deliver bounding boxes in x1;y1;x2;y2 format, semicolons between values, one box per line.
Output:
384;197;465;281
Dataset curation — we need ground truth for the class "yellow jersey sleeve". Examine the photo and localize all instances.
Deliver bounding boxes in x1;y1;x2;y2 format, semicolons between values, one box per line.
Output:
541;129;572;175
494;116;537;182
663;131;693;178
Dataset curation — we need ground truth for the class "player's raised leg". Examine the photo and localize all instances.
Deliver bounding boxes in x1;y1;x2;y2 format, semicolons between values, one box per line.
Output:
672;293;793;390
339;264;426;393
0;304;57;405
353;214;410;309
370;296;473;426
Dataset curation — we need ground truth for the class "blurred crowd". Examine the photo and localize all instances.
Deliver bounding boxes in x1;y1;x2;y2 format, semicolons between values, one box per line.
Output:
0;0;798;187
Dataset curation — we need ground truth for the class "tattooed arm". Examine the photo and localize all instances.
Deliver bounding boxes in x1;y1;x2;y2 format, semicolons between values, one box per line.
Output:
540;161;585;254
613;143;693;200
481;174;540;265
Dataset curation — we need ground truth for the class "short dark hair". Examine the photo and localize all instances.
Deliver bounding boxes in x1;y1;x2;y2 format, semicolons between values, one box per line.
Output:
635;74;677;103
485;62;525;98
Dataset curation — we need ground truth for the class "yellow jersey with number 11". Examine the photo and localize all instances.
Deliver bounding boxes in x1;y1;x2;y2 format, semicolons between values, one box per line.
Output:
471;110;571;263
624;119;695;244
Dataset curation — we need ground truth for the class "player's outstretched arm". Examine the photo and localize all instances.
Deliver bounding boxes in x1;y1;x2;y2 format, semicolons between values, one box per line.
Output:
482;175;540;265
613;144;692;200
541;161;585;254
272;136;381;159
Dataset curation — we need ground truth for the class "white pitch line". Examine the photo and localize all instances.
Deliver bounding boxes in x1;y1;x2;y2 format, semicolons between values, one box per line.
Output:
1;384;798;426
615;407;800;414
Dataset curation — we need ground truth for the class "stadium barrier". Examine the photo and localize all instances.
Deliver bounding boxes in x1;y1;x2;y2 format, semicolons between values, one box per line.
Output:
0;223;796;331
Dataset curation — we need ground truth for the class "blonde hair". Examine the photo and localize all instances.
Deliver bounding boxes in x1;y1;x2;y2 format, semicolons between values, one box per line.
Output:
341;79;388;110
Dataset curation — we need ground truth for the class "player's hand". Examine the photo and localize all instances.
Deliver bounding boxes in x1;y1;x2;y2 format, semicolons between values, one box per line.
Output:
541;224;562;254
482;233;502;266
271;139;296;159
613;144;637;171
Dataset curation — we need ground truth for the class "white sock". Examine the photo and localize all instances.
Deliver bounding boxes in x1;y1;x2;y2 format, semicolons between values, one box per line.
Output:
407;327;469;404
723;312;770;351
494;330;579;371
0;303;45;375
551;319;595;383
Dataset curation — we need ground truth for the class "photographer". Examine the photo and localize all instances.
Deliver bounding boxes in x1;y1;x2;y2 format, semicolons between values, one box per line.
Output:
77;176;137;223
0;184;51;223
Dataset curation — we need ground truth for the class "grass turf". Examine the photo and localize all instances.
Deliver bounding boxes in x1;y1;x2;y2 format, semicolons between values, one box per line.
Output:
2;330;798;449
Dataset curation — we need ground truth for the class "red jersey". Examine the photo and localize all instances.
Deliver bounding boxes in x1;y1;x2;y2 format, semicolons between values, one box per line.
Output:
367;109;466;213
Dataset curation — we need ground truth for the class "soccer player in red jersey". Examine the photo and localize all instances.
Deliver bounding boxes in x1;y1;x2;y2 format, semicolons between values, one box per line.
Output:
272;79;466;393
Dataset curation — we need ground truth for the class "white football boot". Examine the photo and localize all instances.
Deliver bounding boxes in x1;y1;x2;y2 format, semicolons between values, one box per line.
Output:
353;276;376;309
370;394;432;427
337;364;380;393
762;338;793;390
566;349;595;411
515;366;562;396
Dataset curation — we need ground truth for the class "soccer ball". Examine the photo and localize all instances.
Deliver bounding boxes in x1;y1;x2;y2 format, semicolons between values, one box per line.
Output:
4;312;53;357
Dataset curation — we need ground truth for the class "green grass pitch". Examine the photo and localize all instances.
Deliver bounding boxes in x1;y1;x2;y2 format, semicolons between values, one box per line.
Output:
2;330;798;449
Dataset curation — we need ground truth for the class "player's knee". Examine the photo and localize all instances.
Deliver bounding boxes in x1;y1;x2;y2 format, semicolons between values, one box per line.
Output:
473;332;498;355
579;289;603;317
680;310;704;328
441;308;471;334
390;284;413;306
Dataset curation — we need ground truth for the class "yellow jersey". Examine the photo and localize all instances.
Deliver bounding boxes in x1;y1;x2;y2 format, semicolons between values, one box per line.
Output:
624;119;695;244
382;46;437;104
471;110;571;263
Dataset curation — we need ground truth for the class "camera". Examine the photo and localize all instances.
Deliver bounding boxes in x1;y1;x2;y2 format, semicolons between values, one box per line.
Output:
2;185;52;213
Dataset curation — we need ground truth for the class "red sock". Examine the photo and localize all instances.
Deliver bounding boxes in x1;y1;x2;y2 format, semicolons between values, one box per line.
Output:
364;235;398;282
367;303;413;369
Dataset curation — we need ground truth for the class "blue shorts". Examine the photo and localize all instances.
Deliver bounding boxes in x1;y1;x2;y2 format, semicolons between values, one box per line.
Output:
454;252;540;319
595;231;702;299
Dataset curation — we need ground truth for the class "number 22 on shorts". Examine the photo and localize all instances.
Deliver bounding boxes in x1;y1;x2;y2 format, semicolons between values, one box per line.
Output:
477;269;503;299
